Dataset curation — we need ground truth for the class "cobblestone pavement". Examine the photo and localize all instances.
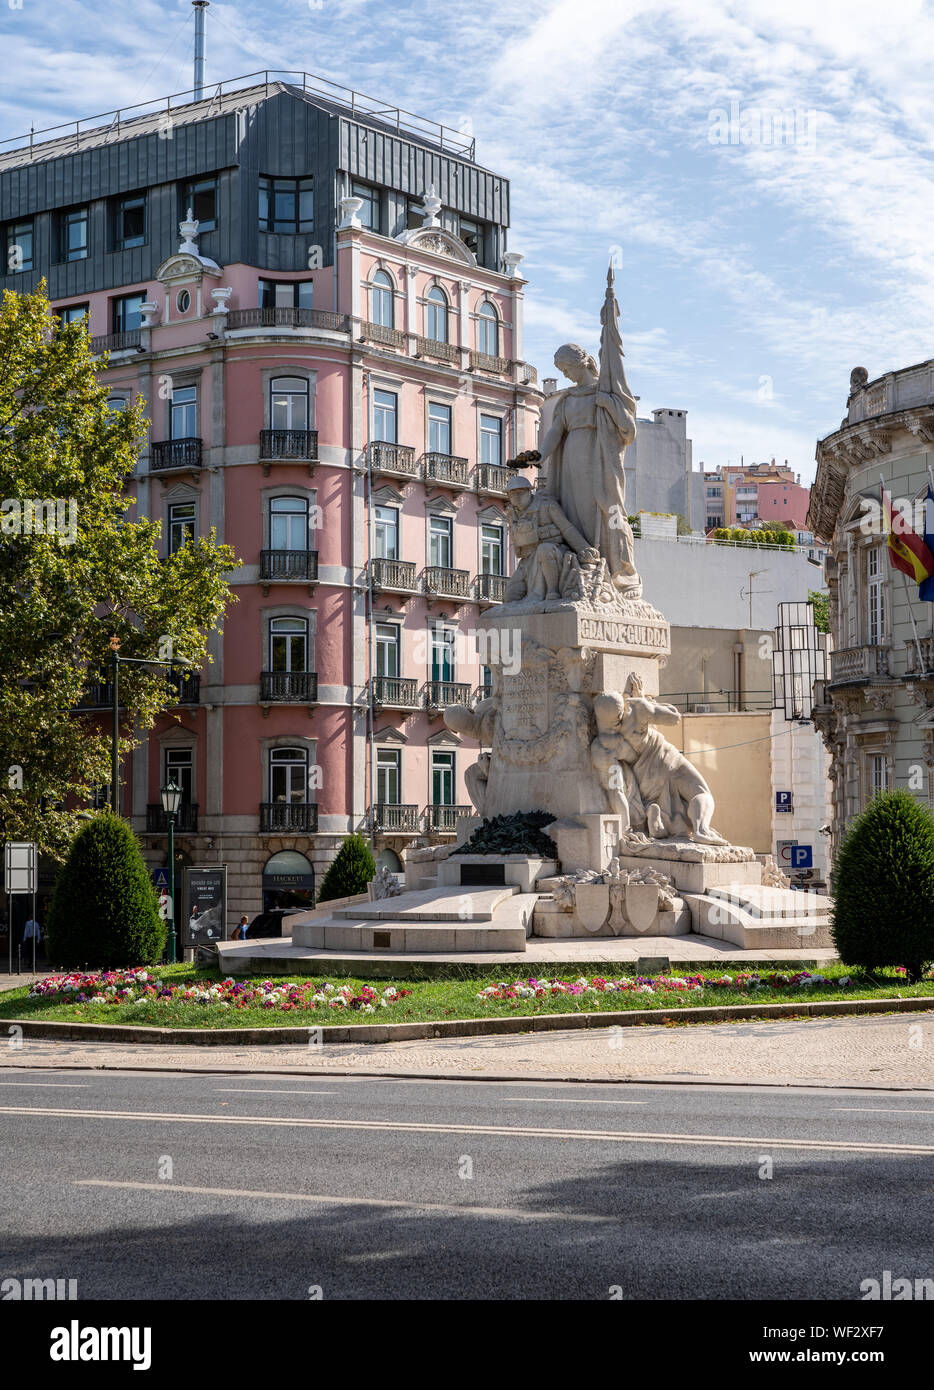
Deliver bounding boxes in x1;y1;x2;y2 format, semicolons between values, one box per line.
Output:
2;1011;933;1088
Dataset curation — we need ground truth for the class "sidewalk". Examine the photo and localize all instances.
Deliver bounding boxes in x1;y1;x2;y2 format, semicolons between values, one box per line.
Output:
2;1010;933;1088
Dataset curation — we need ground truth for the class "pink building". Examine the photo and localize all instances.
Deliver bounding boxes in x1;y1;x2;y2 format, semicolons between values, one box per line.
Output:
0;75;541;918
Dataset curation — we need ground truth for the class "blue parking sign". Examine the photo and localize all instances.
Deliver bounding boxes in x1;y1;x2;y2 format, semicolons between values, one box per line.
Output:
775;791;793;813
790;845;813;869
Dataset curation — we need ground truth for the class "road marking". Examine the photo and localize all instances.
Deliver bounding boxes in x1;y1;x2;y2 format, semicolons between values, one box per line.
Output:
75;1179;608;1224
510;1097;647;1105
0;1082;88;1088
3;1104;934;1155
214;1089;335;1096
834;1107;934;1115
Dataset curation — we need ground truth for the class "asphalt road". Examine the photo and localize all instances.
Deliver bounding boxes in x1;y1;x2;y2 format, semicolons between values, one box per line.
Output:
1;1069;932;1300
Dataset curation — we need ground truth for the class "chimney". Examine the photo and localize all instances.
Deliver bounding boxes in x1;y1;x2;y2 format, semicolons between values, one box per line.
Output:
193;1;209;99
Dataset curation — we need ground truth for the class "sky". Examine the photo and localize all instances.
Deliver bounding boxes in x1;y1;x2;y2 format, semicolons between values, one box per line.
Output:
2;0;934;482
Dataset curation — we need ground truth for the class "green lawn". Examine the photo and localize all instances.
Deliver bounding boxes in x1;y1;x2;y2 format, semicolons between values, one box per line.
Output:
0;962;931;1030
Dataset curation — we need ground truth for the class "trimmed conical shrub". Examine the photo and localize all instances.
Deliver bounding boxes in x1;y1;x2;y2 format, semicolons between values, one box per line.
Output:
45;812;165;968
317;833;376;904
832;789;934;982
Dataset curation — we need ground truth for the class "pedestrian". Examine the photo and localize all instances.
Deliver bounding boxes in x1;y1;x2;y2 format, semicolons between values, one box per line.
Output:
237;914;250;939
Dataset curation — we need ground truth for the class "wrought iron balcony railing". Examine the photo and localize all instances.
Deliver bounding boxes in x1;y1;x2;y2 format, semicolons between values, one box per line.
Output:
151;437;202;472
372;803;420;834
368;441;418;476
424;566;471;600
259;549;319;581
476;572;506;606
260;801;319;832
424;680;472;710
259;428;318;462
77;681;115;710
475;463;510;495
371;675;419;708
91;330;141;354
260;671;318;703
424;452;469;487
166;670;200;704
425;804;471;835
370;557;417;591
147;803;199;833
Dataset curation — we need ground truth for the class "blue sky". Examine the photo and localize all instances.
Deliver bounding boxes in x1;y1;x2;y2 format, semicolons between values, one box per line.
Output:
3;0;933;482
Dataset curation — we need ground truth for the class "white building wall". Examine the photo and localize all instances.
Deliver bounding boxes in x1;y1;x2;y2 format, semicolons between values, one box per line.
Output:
770;710;831;885
635;535;823;629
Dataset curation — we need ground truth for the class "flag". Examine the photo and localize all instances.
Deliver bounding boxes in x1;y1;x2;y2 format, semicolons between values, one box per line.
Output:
881;484;934;586
921;486;934;601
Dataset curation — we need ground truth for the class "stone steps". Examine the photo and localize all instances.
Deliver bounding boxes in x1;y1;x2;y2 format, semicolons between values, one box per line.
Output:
292;886;536;953
332;885;518;923
684;884;833;949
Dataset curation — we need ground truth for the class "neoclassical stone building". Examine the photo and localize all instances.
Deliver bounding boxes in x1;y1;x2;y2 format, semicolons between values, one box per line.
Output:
809;361;934;863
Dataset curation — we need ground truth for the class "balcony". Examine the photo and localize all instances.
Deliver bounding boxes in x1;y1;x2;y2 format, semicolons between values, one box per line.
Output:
469;349;509;375
91;330;141;355
226;307;350;333
829;645;891;684
475;463;510;496
259;549;319;591
151;437;202;473
415;336;459;365
260;801;319;833
361;321;406;350
905;637;934;676
517;362;538;385
425;804;471;836
423;566;471;605
147;803;199;833
373;803;420;835
424;452;469;488
476;572;506;607
77;681;115;710
260;671;318;706
371;675;419;709
370;557;417;593
166;670;200;704
424;680;472;712
258;429;317;476
368;441;418;478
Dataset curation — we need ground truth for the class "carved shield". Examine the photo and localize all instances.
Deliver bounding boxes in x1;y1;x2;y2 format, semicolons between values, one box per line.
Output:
625;882;660;934
575;883;610;934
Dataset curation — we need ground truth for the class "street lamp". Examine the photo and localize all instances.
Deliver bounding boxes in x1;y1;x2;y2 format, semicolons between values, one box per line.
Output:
160;778;182;965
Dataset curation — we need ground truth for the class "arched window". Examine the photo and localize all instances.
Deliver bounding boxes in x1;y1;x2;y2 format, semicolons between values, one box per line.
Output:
476;301;498;356
270;377;309;432
269;746;308;803
426;286;448;343
371;270;394;328
270;496;309;551
269;617;308;672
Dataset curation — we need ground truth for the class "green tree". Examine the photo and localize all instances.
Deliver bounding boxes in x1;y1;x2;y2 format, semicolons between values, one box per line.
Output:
0;286;237;856
832;790;934;983
809;589;830;633
45;811;165;968
675;513;692;536
317;833;376;903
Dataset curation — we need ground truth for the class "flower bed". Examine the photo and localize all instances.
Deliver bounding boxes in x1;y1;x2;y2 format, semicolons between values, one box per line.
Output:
28;969;412;1014
476;970;853;1002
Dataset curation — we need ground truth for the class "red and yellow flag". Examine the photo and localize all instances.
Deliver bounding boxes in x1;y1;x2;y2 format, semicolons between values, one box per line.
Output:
881;485;934;584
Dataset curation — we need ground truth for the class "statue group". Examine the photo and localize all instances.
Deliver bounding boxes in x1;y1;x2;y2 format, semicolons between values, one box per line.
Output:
444;268;725;847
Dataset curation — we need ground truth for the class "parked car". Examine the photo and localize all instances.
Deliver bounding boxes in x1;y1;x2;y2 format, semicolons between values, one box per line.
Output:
246;907;307;939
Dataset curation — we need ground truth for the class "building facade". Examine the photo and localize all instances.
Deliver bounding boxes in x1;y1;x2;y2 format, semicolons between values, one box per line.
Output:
704;460;810;531
809;361;934;866
0;76;541;919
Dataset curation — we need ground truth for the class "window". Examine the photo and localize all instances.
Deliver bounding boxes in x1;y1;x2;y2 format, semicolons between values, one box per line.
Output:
459;217;485;263
164;748;193;803
373;389;397;443
61;207;89;262
430;626;455;680
406;198;424;231
425;287;448;342
370;270;394;327
870;754;888;799
259;176;314;234
57;303;89;325
707;515;723;529
269;746;308;803
375;623;400;678
270;617;308;673
476;301;498;356
270;377;310;431
481;524;504;575
432;750;455;806
168;502;196;554
479;414;503;468
113;293;145;334
6;220;33;273
170;385;197;439
374;505;399;560
376;747;401;804
429;514;453;569
352;181;380;231
270;496;309;551
428;402;452;455
258;279;314;310
115;194;146;250
707;486;722;498
106;396;128;411
176;289;191;314
185;178;217;231
868;547;886;647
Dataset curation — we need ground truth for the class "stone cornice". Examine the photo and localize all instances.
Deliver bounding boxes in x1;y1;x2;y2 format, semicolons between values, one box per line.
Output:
809;404;934;541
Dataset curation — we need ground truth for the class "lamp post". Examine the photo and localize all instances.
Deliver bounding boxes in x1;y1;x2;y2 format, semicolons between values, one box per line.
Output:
160;778;182;965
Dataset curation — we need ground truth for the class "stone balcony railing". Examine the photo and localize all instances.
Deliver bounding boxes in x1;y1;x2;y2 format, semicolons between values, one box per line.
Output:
227;307;349;333
469;349;509;374
415;336;459;364
829;644;891;683
905;636;934;676
361;321;406;349
368;441;419;477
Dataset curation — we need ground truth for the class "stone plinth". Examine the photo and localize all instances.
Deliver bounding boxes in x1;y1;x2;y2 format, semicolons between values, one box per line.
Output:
617;840;760;895
436;854;557;894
